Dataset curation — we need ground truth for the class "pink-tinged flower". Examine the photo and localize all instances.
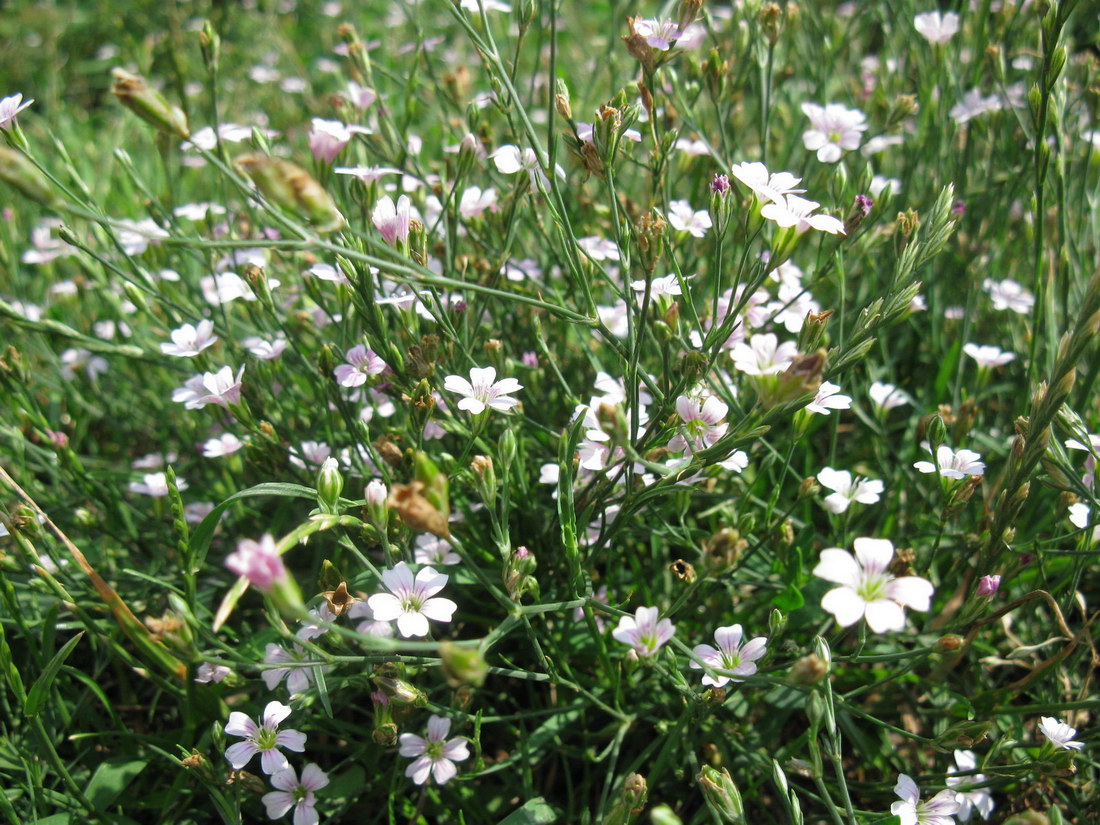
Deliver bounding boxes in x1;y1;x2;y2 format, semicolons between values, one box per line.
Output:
914;11;960;44
760;195;846;235
667;200;712;238
347;600;394;638
800;102;868;162
813;538;933;633
399;715;470;785
577;235;620;261
223;701;307;775
202;433;245;458
334;164;402;184
491;145;564;190
308;118;367;163
263;762;328;825
947;750;995;822
950;89;1001;125
690;625;767;687
345;80;377;108
975;575;1001;598
963;344;1015;369
129;472;186;497
172;366;245;410
817;467;884;514
612;606;675;658
195;662;232;684
372;195;412;246
1039;716;1084;751
458;186;497;219
913;444;985;479
982;277;1033;314
367;562;457;638
869;381;910;411
633;18;682;50
414;534;460;565
0;93;33;129
806;382;852;415
306;262;349;285
443;366;522;414
60;348;109;381
21;219;76;265
333;344;387;387
262;642;316;695
891;774;962;825
731;333;799;376
226;534;286;592
161;320;218;357
669;394;728;453
245;336;289;360
729;162;805;204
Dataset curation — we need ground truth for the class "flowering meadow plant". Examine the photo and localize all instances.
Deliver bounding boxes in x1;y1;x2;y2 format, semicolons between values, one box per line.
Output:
0;1;1097;824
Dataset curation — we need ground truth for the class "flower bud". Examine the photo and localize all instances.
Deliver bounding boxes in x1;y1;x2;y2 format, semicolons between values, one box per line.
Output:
317;457;344;513
0;147;58;206
111;68;190;139
698;766;744;823
976;574;1001;597
440;641;489;688
235;153;346;233
812;636;832;671
935;634;964;652
1002;814;1049;825
649;804;684;825
768;608;786;639
372;675;428;706
498;428;518;473
790;654;828;685
470;455;497;505
555;78;573;120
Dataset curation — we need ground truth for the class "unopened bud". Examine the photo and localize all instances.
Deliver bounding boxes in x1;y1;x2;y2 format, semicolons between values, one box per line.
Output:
111;68;190;138
555;79;573;120
976;574;1001;597
365;479;388;525
790;653;827;685
698;765;744;823
317;457;344;513
470;454;496;504
236;153;346;233
649;804;684;825
935;634;964;652
373;675;427;706
440;641;489;688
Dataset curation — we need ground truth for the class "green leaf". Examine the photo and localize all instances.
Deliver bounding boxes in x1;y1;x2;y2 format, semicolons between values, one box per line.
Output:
325;765;366;800
32;816;71;825
25;631;84;716
771;584;804;612
497;798;559;825
191;482;317;570
85;757;147;811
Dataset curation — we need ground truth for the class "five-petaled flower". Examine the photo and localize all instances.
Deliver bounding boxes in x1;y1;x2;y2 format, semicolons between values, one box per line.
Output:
891;773;961;825
690;625;767;687
399;714;470;785
1039;716;1084;751
160;320;218;357
914;444;985;479
443;366;522;414
669;394;728;454
334;344;387;387
612;606;675;658
224;701;307;775
262;762;329;825
816;467;884;514
947;750;995;822
801;102;868;163
367;561;457;638
813;538;933;633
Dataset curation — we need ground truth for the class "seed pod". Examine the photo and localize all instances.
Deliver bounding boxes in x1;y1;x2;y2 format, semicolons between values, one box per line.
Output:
111;68;190;139
235;153;346;233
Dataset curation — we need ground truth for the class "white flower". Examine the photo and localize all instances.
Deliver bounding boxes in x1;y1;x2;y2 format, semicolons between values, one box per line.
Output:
633;18;682;50
414;534;460;565
160;320;218;357
244;336;289;360
334;164;402;184
806;382;852;415
913;444;985;479
262;763;328;825
172;366;245;410
631;273;685;301
202;433;245;458
399;715;470;785
947;750;995;822
813;538;934;633
981;278;1034;314
195;663;232;684
0;93;33;129
334;344;387;387
1068;502;1093;532
963;343;1015;368
612;606;674;658
800;102;868;162
174;202;227;221
817;467;884;514
914;11;960;44
458;186;497;219
1039;716;1085;750
950;89;1001;125
869;381;910;411
891;774;962;825
690;625;767;687
443;366;522;414
60;348;108;380
729;161;806;204
667;199;712;238
669;394;728;453
491;145;564;190
129;472;186;497
223;701;307;775
261;643;317;695
731;333;799;376
115;218;169;256
760;195;846;235
372;195;412;246
577;235;620;261
367;562;457;638
347;600;394;638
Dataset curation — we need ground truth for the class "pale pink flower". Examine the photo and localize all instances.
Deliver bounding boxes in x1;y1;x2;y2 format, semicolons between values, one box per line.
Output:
263;763;328;825
813;538;933;633
261;642;316;695
816;467;883;514
458;186;497;219
224;701;307;774
806;382;852;415
372;195;412;246
801;102;868;162
0;93;33;129
975;575;1001;598
633;18;682;50
347;600;394;638
414;534;460;565
950;89;1001;124
173;366;245;410
345;80;377;108
577;235;620;261
947;749;995;822
667;200;712;238
309;118;366;162
60;348;108;380
669;394;728;453
982;278;1034;313
443;366;522;414
334;165;402;184
690;625;767;687
399;715;470;785
612;606;675;658
914;11;960;44
367;562;457;638
129;471;186;497
306;262;349;285
161;320;218;357
1039;716;1084;751
226;534;286;591
334;344;387;387
914;444;985;479
195;662;232;684
245;336;289;360
891;774;961;825
202;433;245;458
760;195;845;235
731;333;798;376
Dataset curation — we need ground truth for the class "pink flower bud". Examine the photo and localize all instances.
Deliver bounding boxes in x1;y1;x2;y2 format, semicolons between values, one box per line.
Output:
976;574;1001;597
226;534;286;591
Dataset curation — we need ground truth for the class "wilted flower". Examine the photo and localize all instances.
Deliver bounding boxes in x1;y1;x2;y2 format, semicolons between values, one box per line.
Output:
801;102;868;162
814;538;933;633
1039;716;1084;750
443;366;522;414
612;606;674;658
891;774;961;825
817;467;884;514
914;444;985;479
690;625;767;687
367;562;457;638
399;715;470;785
262;763;328;825
223;701;307;775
